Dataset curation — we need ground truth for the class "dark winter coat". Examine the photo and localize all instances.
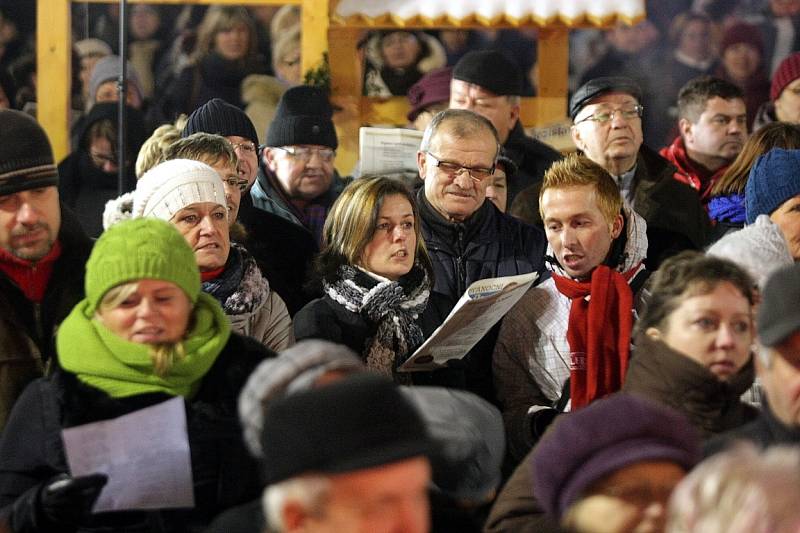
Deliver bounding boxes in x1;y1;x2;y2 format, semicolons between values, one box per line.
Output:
623;334;758;439
0;206;92;433
705;402;800;457
0;333;273;533
502;122;561;206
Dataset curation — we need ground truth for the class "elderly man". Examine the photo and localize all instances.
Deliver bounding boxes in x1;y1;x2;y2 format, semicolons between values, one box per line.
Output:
493;154;649;461
255;85;344;246
181;97;318;316
0;110;92;431
260;373;437;533
707;263;800;454
450;50;561;205
660;76;747;204
570;76;710;268
416;109;548;401
745;148;800;260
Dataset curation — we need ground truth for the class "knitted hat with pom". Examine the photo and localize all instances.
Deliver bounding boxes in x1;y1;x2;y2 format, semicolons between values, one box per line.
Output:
85;218;200;314
133;159;226;221
266;85;338;149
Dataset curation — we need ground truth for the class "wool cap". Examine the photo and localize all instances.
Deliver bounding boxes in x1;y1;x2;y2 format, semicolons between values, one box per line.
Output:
181;97;259;147
239;339;366;458
758;263;800;347
85;218;200;314
266;85;338;149
133;159;226;221
720;21;765;56
260;373;438;485
452;50;522;97
771;52;800;101
0;109;59;196
745;148;800;223
707;214;793;289
88;55;143;105
532;393;701;520
407;66;453;121
569;76;642;120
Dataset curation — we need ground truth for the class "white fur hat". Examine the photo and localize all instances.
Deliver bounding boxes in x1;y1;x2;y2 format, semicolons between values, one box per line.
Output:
707;215;794;289
133;159;226;221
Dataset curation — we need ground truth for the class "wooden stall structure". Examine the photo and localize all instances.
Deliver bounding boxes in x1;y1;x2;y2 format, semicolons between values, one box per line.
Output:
37;0;645;172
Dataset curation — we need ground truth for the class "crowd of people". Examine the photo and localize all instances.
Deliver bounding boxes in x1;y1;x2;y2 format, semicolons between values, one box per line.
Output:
0;1;799;532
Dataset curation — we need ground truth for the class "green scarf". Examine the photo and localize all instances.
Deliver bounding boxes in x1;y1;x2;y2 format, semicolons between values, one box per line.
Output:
57;293;231;398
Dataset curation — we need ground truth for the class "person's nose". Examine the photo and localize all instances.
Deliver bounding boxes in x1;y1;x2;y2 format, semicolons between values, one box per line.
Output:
199;215;217;235
560;226;578;248
609;109;630;128
452;168;475;189
392;225;408;243
727;118;745;136
16;201;40;226
136;297;156;318
716;323;737;349
485;185;496;199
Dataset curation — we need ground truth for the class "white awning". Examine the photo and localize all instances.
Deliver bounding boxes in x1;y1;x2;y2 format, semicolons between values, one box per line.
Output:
333;0;646;27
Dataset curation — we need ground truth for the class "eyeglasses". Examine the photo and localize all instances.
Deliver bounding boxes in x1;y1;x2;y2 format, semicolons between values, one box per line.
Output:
425;152;495;182
222;176;249;192
574;104;644;125
231;141;257;153
275;146;336;162
90;150;117;167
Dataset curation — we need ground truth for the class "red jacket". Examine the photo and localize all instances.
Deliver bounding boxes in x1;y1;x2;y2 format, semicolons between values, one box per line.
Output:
659;136;728;206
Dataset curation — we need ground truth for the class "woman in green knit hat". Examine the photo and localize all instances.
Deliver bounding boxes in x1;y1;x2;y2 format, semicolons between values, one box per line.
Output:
0;217;275;532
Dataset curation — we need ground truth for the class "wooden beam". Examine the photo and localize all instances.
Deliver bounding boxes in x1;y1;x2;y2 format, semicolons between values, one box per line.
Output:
37;0;72;162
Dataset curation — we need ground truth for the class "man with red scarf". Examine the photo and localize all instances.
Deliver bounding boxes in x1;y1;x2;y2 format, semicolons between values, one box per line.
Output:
0;110;92;432
660;76;747;206
493;154;649;462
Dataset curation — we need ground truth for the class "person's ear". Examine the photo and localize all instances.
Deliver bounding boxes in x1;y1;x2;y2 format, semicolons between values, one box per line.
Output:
282;501;312;532
264;148;279;172
417;150;428;181
645;327;661;340
610;212;624;239
571;125;584;152
679;118;693;142
509;101;521;129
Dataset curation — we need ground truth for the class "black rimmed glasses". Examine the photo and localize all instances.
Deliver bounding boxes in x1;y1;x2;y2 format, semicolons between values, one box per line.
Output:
425;152;495;182
222;176;249;192
574;104;644;125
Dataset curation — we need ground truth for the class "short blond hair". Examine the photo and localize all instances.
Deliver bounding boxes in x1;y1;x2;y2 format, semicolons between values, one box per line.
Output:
135;124;180;178
539;153;622;226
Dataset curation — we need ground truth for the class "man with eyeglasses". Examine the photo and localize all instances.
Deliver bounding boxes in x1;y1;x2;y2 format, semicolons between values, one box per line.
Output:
0;110;92;432
660;76;747;205
181;97;319;316
570;76;710;268
450;50;561;206
416;108;548;402
256;85;344;247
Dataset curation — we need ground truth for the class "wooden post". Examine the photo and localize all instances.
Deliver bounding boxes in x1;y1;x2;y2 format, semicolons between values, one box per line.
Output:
328;25;362;175
534;27;569;124
37;0;72;162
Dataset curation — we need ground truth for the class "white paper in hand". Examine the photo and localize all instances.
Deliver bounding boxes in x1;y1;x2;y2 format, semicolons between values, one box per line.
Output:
61;396;194;513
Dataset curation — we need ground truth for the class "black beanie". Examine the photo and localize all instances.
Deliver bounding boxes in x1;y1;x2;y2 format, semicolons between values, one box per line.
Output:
266;85;338;149
0;110;58;195
453;50;523;96
182;98;259;146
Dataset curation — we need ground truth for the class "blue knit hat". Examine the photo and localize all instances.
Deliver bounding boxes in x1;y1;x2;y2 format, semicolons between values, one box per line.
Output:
745;148;800;224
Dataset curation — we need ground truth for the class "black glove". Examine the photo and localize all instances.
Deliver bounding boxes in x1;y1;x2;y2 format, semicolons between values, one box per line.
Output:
37;473;108;527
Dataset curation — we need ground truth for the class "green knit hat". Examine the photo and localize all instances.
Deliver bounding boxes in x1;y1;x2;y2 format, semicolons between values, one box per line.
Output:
85;218;200;314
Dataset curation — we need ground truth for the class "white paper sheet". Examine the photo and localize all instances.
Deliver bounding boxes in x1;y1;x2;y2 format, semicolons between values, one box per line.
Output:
399;271;539;372
359;127;424;175
62;396;195;513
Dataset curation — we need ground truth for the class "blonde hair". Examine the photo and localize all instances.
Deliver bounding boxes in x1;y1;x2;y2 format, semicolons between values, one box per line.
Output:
194;6;258;64
272;24;301;75
270;5;300;38
135;124;180;178
539;153;623;226
96;282;188;377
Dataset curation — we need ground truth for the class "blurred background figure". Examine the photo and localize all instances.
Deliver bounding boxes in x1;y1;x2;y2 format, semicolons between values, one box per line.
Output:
363;30;446;97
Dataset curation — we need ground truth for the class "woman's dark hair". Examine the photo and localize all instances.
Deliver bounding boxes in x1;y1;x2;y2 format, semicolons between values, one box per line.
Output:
312;176;433;285
636;251;755;336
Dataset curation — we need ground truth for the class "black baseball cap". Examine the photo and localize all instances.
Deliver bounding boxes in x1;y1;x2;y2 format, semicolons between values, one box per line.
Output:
569;77;642;120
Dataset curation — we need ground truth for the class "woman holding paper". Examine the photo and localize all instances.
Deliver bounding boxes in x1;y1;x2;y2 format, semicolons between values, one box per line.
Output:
294;177;450;384
0;218;273;532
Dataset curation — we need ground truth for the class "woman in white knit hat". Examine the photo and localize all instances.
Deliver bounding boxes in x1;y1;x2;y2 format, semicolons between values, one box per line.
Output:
107;158;293;353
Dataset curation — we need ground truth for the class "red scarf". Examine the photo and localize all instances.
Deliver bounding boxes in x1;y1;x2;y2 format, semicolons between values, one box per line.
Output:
659;137;728;203
0;240;62;303
551;264;638;409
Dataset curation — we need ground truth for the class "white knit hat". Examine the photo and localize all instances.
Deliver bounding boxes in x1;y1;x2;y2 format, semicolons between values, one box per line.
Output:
133;159;226;221
707;215;794;289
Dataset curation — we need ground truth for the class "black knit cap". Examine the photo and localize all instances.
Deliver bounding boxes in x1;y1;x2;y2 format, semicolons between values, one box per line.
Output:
266;85;338;149
182;98;259;146
569;77;642;120
452;50;523;96
0;109;58;196
260;373;438;485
